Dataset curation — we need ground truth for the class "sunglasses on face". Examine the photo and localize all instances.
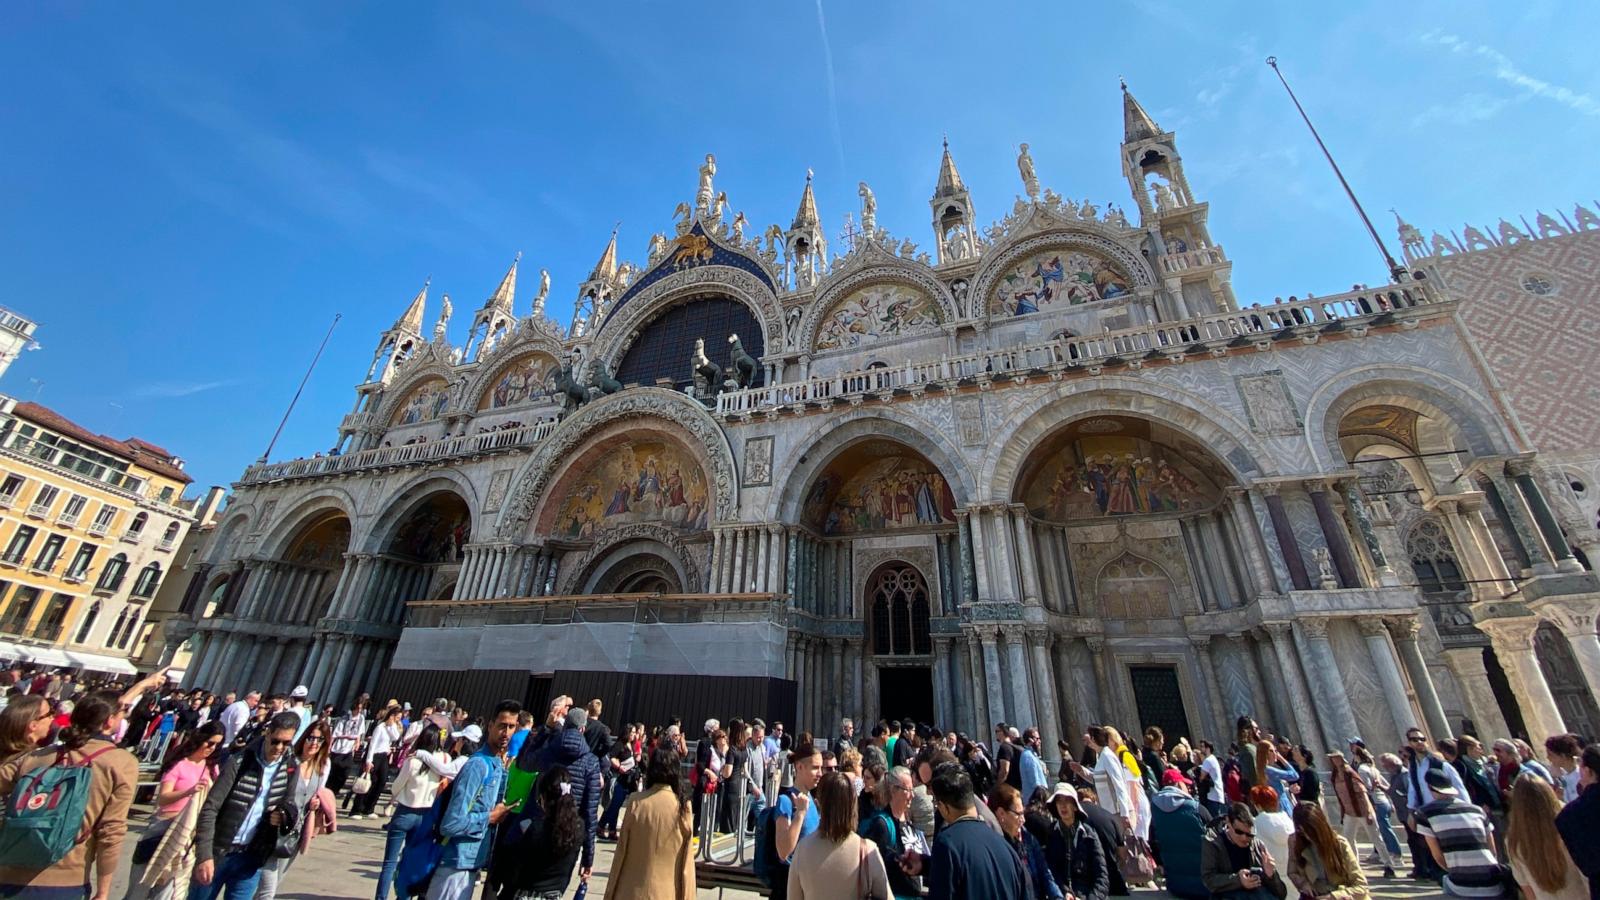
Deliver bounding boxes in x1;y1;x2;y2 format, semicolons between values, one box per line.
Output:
205;740;223;749
303;736;325;744
268;738;295;748
1408;736;1427;744
1232;826;1256;839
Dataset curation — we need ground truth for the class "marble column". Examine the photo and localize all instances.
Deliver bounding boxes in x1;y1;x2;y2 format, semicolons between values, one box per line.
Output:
956;512;977;604
324;637;359;711
951;636;974;734
1440;647;1512;741
1509;460;1583;573
1359;618;1420;738
1262;488;1312;590
1027;629;1063;765
980;632;1006;734
1477;476;1536;574
1338;480;1398;585
236;639;265;693
1003;629;1033;728
967;634;988;734
932;638;953;730
792;637;808;731
1011;507;1042;606
181;632;212;690
988;507;1021;603
1297;619;1358;750
178;563;214;616
732;528;747;594
965;510;993;601
1190;635;1228;744
260;640;288;695
1478;616;1567;742
1262;623;1322;749
303;636;330;701
755;525;770;593
1066;637;1102;731
848;641;863;726
279;641;309;695
1533;598;1600;715
827;639;843;734
1227;488;1281;596
1307;483;1361;588
1087;637;1114;725
1387;617;1452;739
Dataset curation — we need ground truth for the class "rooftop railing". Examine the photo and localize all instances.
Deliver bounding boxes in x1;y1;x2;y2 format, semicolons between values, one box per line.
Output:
238;418;558;486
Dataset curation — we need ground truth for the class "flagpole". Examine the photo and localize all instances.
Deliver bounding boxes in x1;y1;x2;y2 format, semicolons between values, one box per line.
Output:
1266;56;1406;280
260;313;341;463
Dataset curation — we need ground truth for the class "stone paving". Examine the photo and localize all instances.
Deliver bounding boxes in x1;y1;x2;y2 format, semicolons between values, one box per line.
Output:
102;801;1448;900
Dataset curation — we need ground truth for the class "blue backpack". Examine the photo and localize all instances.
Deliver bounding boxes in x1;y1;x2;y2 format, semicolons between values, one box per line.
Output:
0;745;118;869
753;787;799;887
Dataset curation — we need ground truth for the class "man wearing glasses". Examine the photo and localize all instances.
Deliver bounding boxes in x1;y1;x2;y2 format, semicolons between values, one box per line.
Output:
1200;803;1288;900
1402;728;1466;880
191;711;304;900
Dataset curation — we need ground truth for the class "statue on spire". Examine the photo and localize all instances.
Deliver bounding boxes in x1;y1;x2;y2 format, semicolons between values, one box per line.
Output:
433;294;452;342
858;182;877;236
1017;143;1040;201
695;153;717;214
532;269;550;317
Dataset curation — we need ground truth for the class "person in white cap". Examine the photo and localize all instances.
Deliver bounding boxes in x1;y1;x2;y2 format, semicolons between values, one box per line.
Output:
287;685;313;741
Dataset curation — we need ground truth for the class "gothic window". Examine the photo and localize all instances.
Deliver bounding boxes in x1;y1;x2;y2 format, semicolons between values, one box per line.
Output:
104;607;128;649
1407;519;1466;593
867;564;932;656
615;297;764;391
73;601;100;644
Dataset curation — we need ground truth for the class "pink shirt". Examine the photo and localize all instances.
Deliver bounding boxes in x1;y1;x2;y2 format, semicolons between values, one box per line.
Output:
159;758;209;816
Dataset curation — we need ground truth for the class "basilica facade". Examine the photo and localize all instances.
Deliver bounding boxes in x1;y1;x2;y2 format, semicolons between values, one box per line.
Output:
167;86;1600;764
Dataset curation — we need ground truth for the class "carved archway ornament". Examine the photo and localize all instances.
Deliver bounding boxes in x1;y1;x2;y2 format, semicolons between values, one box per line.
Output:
559;522;704;595
457;327;568;412
590;262;784;371
800;252;959;353
497;387;738;537
971;227;1157;323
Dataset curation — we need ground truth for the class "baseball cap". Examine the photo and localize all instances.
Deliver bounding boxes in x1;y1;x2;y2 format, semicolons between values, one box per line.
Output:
1424;767;1458;793
453;724;483;744
290;685;309;699
1161;768;1193;787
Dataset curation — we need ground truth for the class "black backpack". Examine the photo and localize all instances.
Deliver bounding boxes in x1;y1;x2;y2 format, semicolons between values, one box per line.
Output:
753;787;799;887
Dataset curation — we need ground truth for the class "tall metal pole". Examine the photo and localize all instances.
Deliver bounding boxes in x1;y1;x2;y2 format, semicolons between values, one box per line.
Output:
260;313;341;462
1266;56;1406;280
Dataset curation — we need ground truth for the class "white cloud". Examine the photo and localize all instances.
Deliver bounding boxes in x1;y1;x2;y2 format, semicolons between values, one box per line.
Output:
1421;30;1600;118
1415;92;1512;125
814;0;847;173
134;379;238;399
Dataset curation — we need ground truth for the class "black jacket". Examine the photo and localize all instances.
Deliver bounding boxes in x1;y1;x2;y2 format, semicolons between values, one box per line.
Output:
195;742;301;863
1077;800;1128;896
861;808;926;899
1046;818;1108;900
1555;782;1600;899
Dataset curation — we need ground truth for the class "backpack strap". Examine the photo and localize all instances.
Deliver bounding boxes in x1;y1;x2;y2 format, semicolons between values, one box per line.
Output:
74;745;118;767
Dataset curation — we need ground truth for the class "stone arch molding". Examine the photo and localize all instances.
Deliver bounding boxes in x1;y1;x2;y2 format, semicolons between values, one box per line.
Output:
358;470;481;555
457;330;567;412
497;387;738;538
373;359;461;427
590;264;783;372
768;408;979;524
204;508;256;566
559;522;704;595
253;488;359;561
1303;365;1517;471
981;378;1274;503
800;256;958;354
971;227;1158;321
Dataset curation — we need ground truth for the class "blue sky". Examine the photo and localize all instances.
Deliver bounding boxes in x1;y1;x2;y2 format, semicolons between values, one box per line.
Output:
2;2;1596;493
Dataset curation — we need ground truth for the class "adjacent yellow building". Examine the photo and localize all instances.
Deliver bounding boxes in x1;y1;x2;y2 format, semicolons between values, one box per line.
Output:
0;396;215;675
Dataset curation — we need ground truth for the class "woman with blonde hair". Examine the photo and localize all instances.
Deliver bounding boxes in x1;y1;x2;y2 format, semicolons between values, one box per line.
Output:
1288;801;1370;900
1506;776;1589;900
1105;726;1150;840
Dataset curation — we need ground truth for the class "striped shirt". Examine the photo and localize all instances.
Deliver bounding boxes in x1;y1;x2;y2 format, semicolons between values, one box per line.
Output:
1415;798;1502;897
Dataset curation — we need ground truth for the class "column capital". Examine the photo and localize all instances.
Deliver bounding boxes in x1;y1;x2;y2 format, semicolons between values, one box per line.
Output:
1084;634;1107;653
1188;633;1214;649
1025;626;1051;644
1384;615;1423;642
1475;614;1541;649
1298;617;1330;639
1356;617;1389;638
1531;597;1600;636
1261;621;1293;638
1504;456;1539;478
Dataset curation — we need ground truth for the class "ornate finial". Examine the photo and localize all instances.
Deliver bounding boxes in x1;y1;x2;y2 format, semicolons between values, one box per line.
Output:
806;168;814;183
513;251;522;263
1119;76;1127;91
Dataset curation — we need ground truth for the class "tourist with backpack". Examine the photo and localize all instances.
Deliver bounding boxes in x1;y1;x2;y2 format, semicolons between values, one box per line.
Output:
426;700;520;900
859;766;929;899
0;690;138;900
758;741;823;900
602;746;694;899
190;711;304;900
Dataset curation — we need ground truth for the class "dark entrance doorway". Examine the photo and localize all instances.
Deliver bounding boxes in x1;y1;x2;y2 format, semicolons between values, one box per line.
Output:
1129;665;1193;744
879;666;934;725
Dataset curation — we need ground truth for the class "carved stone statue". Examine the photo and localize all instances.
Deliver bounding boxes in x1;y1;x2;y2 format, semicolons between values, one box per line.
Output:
1017;142;1040;201
763;224;784;261
1078;198;1099;220
695;153;717;213
433;294;452;341
951;279;971;317
1313;547;1337;589
691;338;722;401
899;238;916;258
1152;181;1177;212
858;181;877;235
731;211;748;243
712;191;728;223
1106;204;1130;229
728;333;758;389
547;357;597;416
648;233;668;264
532;269;550;317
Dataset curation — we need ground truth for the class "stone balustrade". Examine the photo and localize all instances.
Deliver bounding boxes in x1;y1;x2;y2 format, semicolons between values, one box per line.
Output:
717;281;1445;417
1158;245;1227;274
238;418;558;486
404;591;788;629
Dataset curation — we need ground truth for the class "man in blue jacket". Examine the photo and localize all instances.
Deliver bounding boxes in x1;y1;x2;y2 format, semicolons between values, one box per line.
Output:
535;706;603;881
429;700;521;900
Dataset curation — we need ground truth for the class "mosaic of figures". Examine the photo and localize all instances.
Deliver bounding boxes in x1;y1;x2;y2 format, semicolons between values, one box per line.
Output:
1025;434;1219;520
991;247;1132;316
392;501;470;564
554;440;711;539
392;378;451;426
284;517;350;568
481;354;554;410
815;283;942;351
804;454;956;535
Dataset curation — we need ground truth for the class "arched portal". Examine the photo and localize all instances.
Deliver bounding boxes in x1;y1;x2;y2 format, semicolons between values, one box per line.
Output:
865;562;935;726
1534;622;1600;739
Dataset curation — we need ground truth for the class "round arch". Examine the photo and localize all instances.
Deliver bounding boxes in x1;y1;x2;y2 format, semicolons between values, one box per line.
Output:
561;523;704;595
253;488;359;562
801;258;958;354
590;267;782;374
769;409;978;524
1305;367;1518;470
1091;552;1180;620
497;388;738;539
981;379;1273;504
460;331;566;412
359;471;480;555
971;226;1158;321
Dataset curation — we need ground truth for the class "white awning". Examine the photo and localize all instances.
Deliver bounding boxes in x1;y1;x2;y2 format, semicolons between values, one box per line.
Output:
0;640;25;663
62;650;137;675
20;647;71;667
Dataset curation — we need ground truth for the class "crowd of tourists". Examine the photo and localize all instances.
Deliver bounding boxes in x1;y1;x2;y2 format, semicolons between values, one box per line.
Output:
0;663;1596;900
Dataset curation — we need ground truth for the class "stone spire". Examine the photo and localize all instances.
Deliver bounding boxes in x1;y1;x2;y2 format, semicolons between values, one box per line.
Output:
792;169;820;230
1121;79;1162;143
589;227;619;282
934;137;965;198
485;254;519;315
395;278;429;333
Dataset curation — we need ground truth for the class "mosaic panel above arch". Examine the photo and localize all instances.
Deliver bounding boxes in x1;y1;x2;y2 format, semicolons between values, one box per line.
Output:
814;282;942;351
1017;416;1226;522
282;515;350;569
479;352;557;410
552;438;712;539
390;377;451;426
801;440;956;536
990;246;1133;317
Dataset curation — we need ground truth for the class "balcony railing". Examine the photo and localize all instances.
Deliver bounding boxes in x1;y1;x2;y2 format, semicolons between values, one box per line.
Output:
240;418;559;486
717;281;1445;416
24;503;50;520
119;530;142;545
0;551;23;567
56;512;79;528
30;624;63;643
1158;245;1228;274
62;570;88;584
156;537;176;552
86;519;111;537
0;493;16;510
340;410;380;432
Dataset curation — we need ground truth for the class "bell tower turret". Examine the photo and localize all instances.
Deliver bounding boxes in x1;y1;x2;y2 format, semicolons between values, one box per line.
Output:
930;138;978;265
571;229;620;338
784;170;827;290
463;255;519;361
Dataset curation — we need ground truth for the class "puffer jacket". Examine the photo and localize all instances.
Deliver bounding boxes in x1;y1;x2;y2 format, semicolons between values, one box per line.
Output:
194;742;300;863
536;726;603;868
1149;787;1209;900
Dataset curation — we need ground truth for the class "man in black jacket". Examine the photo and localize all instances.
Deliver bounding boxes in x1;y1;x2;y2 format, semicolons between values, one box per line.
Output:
1555;745;1600;900
192;712;303;900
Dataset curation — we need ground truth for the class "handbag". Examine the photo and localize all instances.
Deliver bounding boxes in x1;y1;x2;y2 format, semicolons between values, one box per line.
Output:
1118;835;1156;886
351;773;373;796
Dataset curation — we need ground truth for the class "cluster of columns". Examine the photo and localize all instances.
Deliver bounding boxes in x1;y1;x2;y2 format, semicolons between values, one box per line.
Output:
710;525;787;595
1255;478;1377;591
452;543;562;599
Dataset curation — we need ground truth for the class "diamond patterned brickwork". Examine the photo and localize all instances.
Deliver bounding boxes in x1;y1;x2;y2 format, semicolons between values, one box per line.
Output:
1435;230;1600;453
